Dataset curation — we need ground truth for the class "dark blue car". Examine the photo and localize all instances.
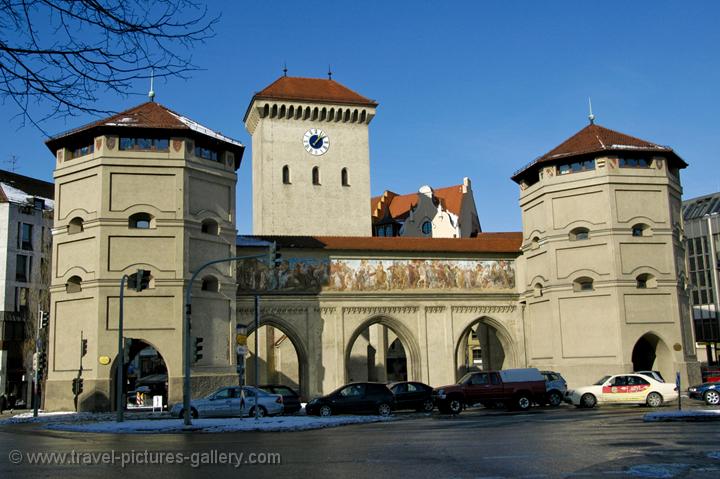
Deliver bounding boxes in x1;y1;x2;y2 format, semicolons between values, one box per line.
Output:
688;382;720;406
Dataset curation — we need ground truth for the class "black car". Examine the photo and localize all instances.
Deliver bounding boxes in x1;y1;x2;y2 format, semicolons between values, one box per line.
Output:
388;381;434;412
305;382;394;417
688;382;720;406
259;384;302;414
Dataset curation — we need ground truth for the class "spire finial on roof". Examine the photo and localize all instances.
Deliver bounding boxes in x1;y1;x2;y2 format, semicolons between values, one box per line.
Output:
148;68;155;102
283;62;288;77
588;97;595;124
328;64;332;80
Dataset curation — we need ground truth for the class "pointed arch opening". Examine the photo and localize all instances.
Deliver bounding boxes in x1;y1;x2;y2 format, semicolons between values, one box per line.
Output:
455;317;513;380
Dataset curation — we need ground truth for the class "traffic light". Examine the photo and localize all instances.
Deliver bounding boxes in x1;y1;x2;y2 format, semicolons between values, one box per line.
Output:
193;337;204;363
72;377;84;396
37;352;47;371
267;241;282;267
127;269;151;292
81;339;88;357
40;311;49;329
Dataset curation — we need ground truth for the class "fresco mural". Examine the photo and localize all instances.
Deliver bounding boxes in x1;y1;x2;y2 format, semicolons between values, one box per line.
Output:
327;259;515;292
237;257;515;294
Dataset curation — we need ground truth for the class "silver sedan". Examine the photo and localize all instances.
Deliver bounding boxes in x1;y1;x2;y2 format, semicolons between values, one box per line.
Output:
170;386;283;418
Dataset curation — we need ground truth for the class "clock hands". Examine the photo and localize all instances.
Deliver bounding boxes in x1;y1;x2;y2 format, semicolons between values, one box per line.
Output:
312;134;325;148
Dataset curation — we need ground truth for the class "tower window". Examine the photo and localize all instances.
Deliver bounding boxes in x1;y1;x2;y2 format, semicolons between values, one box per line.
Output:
421;221;432;236
573;277;594;292
201;276;219;292
341;168;349;186
631;223;649;237
530;236;540;250
619;158;651;168
66;275;82;293
129;212;153;229
201;219;219;235
312;166;320;185
533;283;543;297
636;273;656;289
569;227;589;241
68;217;84;234
282;165;291;184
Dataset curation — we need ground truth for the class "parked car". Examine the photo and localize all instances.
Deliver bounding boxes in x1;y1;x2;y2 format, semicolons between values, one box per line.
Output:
259;384;302;414
565;374;677;408
688;382;720;406
541;370;567;407
305;382;394;417
433;368;547;414
170;386;283;418
634;370;665;383
388;381;434;412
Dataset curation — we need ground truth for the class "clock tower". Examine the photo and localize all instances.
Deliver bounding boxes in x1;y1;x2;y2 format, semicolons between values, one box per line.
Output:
244;76;377;236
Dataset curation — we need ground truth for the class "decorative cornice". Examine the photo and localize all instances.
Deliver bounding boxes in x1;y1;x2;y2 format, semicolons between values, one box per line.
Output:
451;305;516;314
314;306;337;314
237;306;307;315
343;306;419;315
424;306;446;314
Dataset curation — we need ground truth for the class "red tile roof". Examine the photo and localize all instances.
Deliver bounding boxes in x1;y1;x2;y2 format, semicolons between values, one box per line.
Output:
45;102;245;167
512;123;687;183
251;76;377;107
371;184;466;222
240;233;522;254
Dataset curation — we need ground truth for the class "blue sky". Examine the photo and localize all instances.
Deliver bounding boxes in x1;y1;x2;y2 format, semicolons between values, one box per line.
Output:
2;1;719;234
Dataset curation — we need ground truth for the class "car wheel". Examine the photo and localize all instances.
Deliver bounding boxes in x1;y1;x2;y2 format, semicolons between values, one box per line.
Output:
547;391;563;407
515;394;532;411
704;389;720;406
580;393;597;408
377;403;392;417
319;405;332;417
646;392;663;408
448;398;463;415
249;406;267;418
419;399;434;413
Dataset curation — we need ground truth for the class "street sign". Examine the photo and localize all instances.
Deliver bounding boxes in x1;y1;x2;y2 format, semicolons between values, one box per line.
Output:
236;345;248;356
236;334;247;346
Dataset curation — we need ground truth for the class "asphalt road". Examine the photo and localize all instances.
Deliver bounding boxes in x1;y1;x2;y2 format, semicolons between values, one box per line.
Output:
1;404;719;479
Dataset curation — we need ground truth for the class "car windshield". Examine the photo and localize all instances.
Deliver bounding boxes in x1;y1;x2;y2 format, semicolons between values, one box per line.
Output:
458;373;474;384
594;376;611;386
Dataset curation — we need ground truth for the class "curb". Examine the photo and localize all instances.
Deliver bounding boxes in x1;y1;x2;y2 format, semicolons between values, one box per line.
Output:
644;411;720;422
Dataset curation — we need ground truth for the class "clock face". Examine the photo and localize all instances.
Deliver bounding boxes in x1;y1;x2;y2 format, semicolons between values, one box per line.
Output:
303;128;329;156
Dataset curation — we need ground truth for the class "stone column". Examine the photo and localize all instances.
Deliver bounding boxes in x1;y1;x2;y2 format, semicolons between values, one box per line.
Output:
369;324;388;382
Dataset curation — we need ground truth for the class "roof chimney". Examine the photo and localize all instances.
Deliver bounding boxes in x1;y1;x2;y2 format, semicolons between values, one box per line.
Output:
462;177;471;193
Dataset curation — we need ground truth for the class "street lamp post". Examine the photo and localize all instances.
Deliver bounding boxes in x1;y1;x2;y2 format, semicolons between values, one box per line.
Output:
182;252;268;427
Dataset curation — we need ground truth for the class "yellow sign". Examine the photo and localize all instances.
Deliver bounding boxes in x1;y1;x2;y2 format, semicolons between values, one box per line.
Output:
98;355;111;365
236;334;247;346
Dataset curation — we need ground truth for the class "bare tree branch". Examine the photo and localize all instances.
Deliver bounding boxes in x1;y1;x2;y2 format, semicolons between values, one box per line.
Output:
0;0;219;132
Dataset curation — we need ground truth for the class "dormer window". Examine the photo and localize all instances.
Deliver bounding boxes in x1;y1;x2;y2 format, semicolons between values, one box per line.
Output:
421;221;432;236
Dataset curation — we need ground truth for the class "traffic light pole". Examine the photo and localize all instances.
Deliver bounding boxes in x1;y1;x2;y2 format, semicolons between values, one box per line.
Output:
182;251;270;427
32;304;41;417
116;274;128;423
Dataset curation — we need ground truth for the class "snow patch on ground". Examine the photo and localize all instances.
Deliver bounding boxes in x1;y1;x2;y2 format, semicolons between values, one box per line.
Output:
0;411;166;425
626;463;690;478
643;410;720;422
44;415;395;434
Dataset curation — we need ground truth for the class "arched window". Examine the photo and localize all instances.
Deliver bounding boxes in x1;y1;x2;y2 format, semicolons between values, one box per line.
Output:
573;277;594;292
287;105;294;118
533;283;543;297
328;108;335;121
360;110;367;123
341;168;349;186
312;166;320;185
421;220;432;236
636;273;657;289
129;212;153;229
262;104;269;118
68;217;84;234
569;227;589;241
201;218;219;235
271;104;278;118
352;109;359;122
530;236;540;250
282;165;291;184
632;223;650;237
201;276;219;292
66;275;82;293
